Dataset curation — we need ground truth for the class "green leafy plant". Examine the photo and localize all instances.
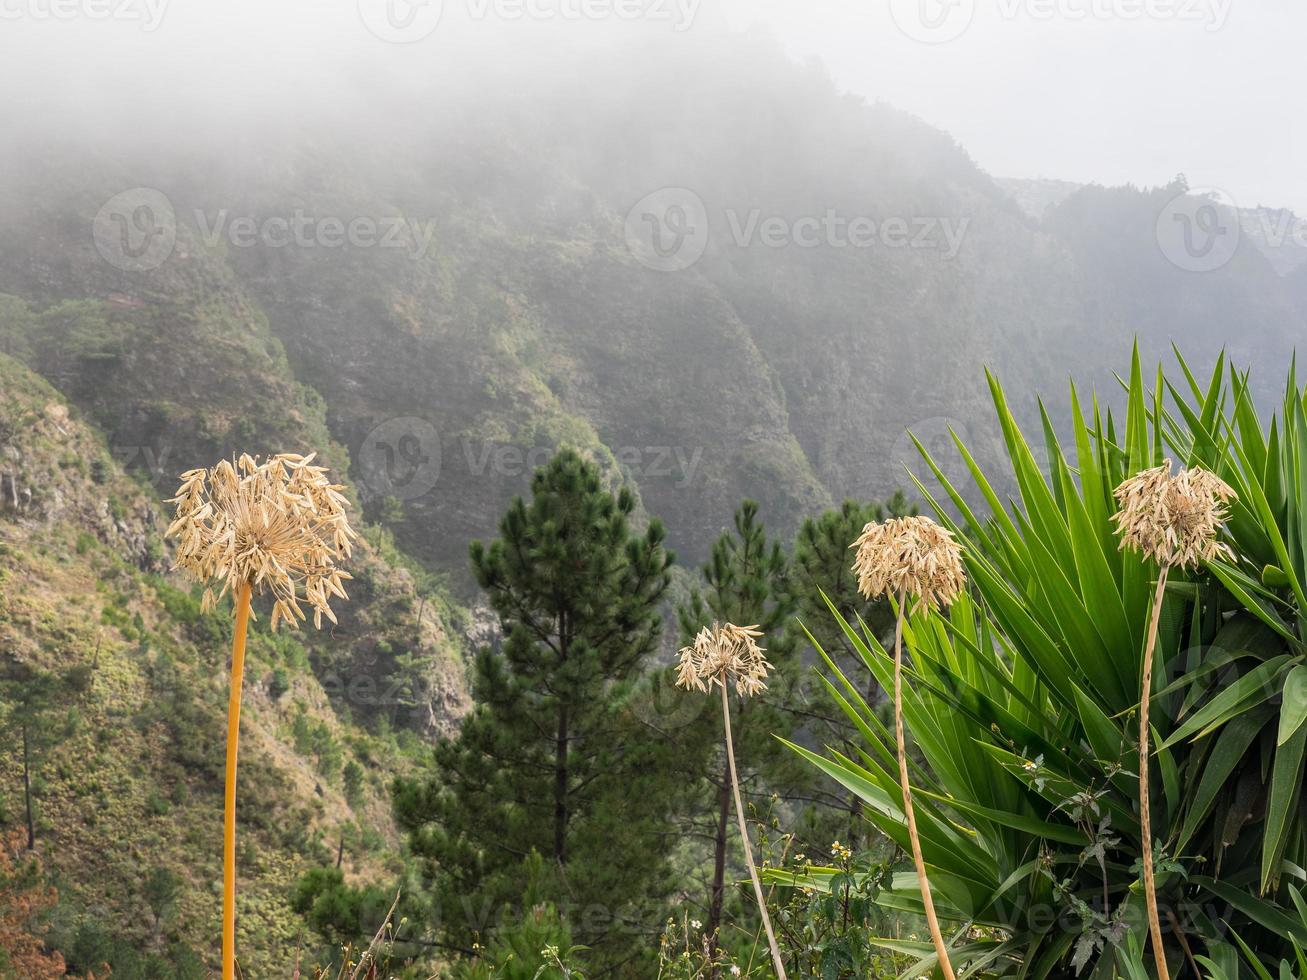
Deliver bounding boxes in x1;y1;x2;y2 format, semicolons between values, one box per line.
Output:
654;912;745;979
774;347;1307;977
1198;883;1307;980
770;839;901;979
447;903;586;980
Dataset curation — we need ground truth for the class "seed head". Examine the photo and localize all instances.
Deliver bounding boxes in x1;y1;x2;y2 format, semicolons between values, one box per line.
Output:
1112;460;1236;569
850;515;966;611
675;622;772;697
166;453;356;630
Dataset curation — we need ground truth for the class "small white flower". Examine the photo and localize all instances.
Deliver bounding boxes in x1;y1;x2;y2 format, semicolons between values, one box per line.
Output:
690;918;702;930
731;966;741;976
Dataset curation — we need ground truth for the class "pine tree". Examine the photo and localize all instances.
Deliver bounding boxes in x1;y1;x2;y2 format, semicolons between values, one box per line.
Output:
674;500;797;959
393;449;675;969
0;669;70;851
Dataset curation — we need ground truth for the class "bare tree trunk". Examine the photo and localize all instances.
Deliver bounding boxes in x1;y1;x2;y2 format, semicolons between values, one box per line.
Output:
336;834;345;869
706;753;731;971
553;609;570;867
23;723;35;850
554;703;569;865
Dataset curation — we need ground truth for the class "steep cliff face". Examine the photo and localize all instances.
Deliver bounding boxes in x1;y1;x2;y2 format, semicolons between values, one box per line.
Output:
230;213;834;572
0;360;159;570
0;353;444;975
0;280;469;739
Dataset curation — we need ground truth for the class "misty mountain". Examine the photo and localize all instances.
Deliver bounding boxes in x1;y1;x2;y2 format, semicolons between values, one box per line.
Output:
1;33;1302;589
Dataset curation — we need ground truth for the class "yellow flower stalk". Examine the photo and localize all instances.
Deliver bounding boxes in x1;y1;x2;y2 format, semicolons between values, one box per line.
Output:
166;452;355;980
1113;461;1235;980
675;623;786;980
851;516;965;980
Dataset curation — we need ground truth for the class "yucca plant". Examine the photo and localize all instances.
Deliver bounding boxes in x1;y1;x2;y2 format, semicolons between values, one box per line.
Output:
1198;883;1307;980
1112;458;1237;980
772;346;1307;977
676;622;788;980
167;453;355;980
849;515;967;980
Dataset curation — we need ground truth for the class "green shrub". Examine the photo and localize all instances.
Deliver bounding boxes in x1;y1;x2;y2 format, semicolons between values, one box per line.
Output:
151;578;226;645
343;760;365;807
292;709;314;754
143;867;182;929
447;903;585;980
291;867;397;949
64;663;94;694
61;918;206;979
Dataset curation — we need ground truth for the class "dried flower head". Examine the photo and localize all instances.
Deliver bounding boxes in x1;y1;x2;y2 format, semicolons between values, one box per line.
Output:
675;623;772;697
166;453;356;630
850;515;966;611
1112;460;1236;569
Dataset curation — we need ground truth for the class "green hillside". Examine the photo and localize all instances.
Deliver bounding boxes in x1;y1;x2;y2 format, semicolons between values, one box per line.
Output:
0;350;456;976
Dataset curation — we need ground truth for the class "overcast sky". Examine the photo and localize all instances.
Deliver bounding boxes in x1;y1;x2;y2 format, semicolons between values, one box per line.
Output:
1;0;1300;212
725;0;1303;212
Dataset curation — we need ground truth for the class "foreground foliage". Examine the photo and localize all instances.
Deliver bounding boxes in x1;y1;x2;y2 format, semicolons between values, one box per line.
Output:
780;348;1307;977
